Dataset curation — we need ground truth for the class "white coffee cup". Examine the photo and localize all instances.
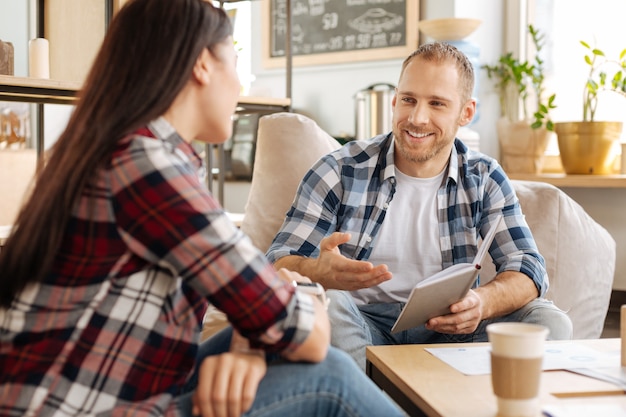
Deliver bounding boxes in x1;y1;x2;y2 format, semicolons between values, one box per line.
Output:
487;323;549;417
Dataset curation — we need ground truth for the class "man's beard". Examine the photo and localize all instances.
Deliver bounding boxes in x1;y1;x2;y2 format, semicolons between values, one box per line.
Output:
393;125;452;163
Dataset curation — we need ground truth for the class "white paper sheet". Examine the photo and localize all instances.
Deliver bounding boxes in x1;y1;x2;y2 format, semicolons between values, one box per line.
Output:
425;343;620;376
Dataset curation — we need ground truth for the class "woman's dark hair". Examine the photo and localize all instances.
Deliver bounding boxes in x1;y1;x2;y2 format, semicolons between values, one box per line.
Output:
0;0;233;307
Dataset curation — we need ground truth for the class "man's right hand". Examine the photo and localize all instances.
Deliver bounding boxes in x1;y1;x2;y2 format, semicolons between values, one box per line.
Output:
274;232;392;291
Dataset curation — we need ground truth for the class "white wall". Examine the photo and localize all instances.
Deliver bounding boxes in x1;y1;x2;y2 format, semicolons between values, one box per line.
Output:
246;0;626;290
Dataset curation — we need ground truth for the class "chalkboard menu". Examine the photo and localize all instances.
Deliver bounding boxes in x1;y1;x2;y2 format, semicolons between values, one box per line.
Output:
262;0;418;68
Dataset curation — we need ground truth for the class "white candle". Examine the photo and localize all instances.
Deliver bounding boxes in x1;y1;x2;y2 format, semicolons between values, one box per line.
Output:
29;38;49;79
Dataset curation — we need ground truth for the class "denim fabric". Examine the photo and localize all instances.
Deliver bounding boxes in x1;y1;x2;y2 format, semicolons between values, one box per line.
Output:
326;290;573;370
176;327;405;417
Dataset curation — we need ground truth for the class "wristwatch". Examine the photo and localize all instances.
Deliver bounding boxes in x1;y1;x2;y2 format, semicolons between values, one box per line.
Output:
292;281;329;309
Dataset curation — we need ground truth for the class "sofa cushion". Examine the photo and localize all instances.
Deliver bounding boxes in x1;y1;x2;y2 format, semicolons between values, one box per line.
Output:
241;112;341;252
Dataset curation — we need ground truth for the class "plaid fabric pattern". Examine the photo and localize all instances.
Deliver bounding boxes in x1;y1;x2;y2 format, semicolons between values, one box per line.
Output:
0;117;313;416
267;133;548;296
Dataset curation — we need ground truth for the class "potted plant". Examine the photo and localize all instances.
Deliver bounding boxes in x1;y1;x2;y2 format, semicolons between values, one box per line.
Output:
554;41;626;174
483;25;557;174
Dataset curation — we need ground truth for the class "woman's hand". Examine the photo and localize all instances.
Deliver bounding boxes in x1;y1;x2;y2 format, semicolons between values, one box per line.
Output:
192;331;267;417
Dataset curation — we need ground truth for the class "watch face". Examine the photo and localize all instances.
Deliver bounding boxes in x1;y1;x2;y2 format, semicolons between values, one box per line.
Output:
295;281;321;289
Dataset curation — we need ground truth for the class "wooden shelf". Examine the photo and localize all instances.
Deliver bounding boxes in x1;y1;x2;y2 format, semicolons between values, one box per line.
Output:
0;75;291;111
236;96;291;112
0;75;81;104
509;173;626;188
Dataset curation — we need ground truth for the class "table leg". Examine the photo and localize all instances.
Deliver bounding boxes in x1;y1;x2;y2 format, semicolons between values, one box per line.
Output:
366;360;428;417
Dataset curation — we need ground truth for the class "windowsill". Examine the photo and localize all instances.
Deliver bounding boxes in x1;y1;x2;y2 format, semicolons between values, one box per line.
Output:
508;172;626;188
508;155;626;188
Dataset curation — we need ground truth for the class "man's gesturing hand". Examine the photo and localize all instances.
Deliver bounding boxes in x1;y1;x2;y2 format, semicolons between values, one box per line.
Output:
314;232;392;291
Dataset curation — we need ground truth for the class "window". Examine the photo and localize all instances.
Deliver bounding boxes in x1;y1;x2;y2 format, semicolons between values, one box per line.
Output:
214;1;254;94
526;0;626;135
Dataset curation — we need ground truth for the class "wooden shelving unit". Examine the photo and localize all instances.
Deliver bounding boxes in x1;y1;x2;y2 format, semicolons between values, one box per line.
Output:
2;0;294;207
0;74;291;207
0;75;291;109
0;74;290;131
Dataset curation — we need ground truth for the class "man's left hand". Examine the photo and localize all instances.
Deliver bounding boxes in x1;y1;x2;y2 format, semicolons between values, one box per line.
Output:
424;289;483;334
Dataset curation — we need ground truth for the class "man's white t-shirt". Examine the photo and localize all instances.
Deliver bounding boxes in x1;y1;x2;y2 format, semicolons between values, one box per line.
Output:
350;168;445;305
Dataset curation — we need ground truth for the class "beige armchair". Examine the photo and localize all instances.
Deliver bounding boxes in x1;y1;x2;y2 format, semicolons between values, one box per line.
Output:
240;112;342;252
480;181;615;339
204;112;616;340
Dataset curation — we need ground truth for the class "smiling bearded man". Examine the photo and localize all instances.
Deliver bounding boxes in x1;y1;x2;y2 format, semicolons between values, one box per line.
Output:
266;42;573;371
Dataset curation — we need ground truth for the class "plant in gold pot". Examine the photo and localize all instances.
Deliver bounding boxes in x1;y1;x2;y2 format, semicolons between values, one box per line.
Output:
483;25;556;174
555;41;626;175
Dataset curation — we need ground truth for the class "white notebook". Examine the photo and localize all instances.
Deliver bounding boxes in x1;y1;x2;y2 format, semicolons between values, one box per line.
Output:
391;215;503;333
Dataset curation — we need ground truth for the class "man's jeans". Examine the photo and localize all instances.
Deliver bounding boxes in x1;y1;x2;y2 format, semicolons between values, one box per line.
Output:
176;327;405;417
327;290;574;370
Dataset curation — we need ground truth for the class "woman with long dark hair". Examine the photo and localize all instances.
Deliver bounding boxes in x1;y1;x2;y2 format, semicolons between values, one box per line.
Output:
0;1;404;416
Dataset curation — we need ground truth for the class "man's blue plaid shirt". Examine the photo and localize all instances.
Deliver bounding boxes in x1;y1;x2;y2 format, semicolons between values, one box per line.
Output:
267;133;548;296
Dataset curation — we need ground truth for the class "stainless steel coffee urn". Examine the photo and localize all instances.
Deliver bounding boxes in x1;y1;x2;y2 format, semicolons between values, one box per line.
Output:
354;83;396;140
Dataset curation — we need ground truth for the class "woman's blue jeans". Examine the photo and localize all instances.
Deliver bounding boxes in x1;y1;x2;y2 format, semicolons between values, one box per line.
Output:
176;327;404;417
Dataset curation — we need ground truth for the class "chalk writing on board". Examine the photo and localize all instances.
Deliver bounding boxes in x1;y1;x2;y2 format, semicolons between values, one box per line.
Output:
269;0;409;58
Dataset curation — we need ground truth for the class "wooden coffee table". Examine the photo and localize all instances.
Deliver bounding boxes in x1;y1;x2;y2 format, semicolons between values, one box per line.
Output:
366;338;626;417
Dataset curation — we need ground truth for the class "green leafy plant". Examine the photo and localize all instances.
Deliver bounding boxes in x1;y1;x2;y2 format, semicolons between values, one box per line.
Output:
580;41;626;122
483;25;556;130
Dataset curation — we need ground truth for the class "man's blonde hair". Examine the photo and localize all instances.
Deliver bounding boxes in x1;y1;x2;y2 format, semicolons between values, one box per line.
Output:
399;42;475;102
